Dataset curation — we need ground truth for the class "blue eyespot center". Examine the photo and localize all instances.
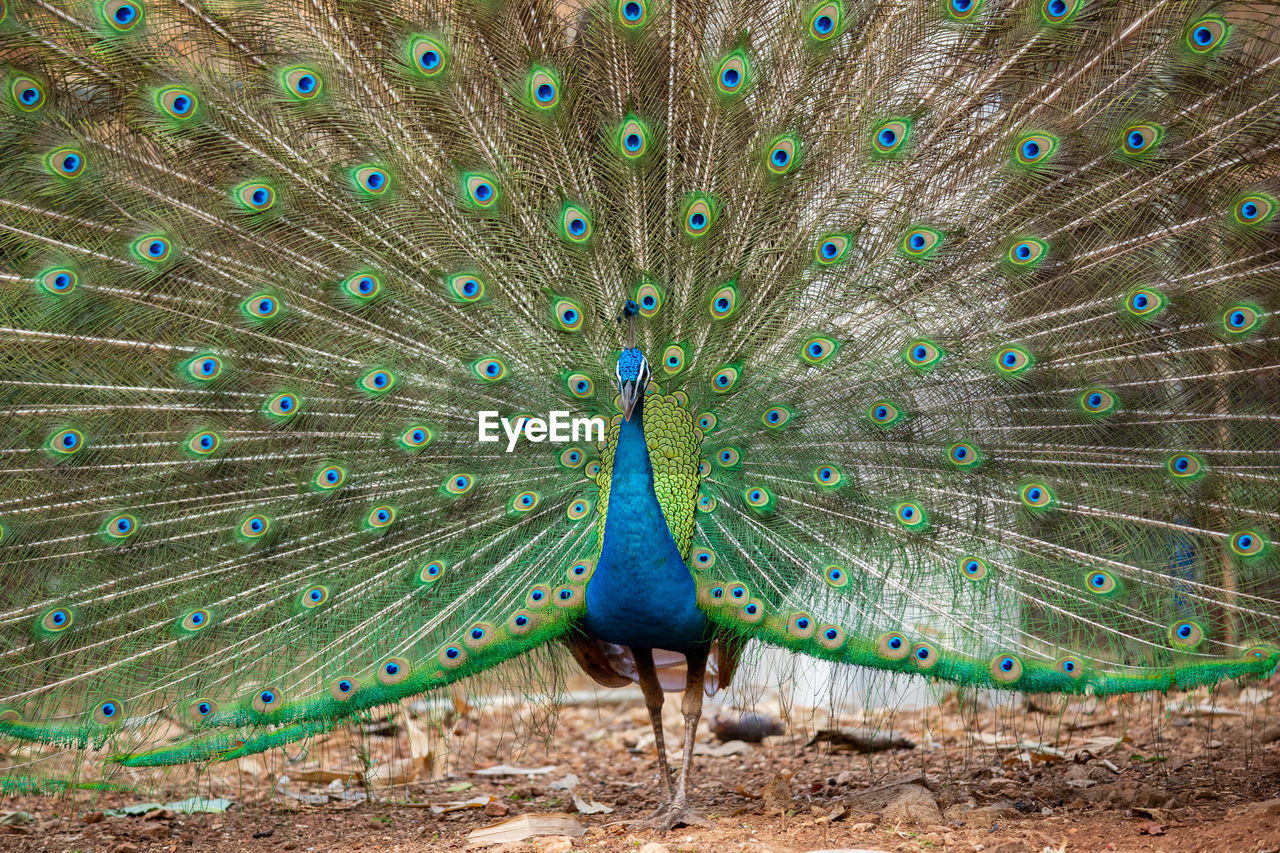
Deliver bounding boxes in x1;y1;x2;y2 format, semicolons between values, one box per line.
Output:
258;298;273;313
1230;311;1246;327
200;435;213;448
117;518;131;532
1016;244;1031;259
916;647;930;659
297;75;315;93
889;636;902;649
421;50;440;69
102;702;117;716
1194;26;1212;44
1028;488;1042;501
1001;658;1014;671
953;0;972;10
279;397;292;411
1022;140;1040;159
910;233;925;250
475;183;492;201
626;133;641;151
1128;131;1145;149
199;702;211;713
822;241;838;258
879;128;897;146
446;647;459;658
536;83;554;102
691;212;707;229
148;241;165;256
515;615;528;625
252;189;268;205
260;690;275;704
456;476;468;488
722;68;740;87
1133;294;1148;308
1048;0;1066;14
875;406;888;419
820;468;832;480
569;219;585;235
115;5;135;22
1242;202;1258;219
1003;352;1017;366
624;1;642;19
772;149;789;165
913;346;927;359
815;14;833;33
53;610;67;624
173;95;190;113
359;278;373;293
21;88;38;104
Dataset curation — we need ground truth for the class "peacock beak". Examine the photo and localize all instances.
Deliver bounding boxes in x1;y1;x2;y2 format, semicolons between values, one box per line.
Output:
620;380;641;421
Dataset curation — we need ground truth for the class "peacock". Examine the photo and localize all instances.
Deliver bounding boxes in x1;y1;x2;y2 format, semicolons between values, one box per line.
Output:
1;0;1279;831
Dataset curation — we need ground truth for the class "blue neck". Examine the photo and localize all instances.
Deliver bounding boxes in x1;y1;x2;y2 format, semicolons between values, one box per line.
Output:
584;404;708;651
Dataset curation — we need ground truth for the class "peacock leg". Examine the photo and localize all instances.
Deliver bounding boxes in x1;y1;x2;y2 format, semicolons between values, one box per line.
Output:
633;646;714;832
633;647;676;817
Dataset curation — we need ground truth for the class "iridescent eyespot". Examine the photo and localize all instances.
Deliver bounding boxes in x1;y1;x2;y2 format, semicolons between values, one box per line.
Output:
266;392;299;418
616;0;647;26
367;506;395;528
1013;132;1059;167
11;76;46;111
708;282;738;320
715;50;750;95
560;372;593;399
877;632;909;661
1168;620;1205;649
1165;452;1204;481
728;582;749;602
134;235;171;263
49;428;84;456
813;464;843;488
1040;0;1080;23
824;564;848;588
94;700;125;725
801;336;838;364
556;447;585;470
697;459;711;477
566;499;592;521
993;345;1033;376
867;400;902;427
473;357;508;383
807;1;842;40
617;115;649;158
903;339;942;370
553;585;578;607
446;272;486;303
946;442;981;468
1080;387;1118;417
1124;288;1165;318
871;119;910;156
409;35;447;77
105;513;138;540
567;560;594;583
330;677;358;700
399;424;432;449
786;612;816;639
1085;570;1117;595
510;491;539;513
186;430;220;456
697;412;718;431
189;698;217;719
342;272;382;302
358;368;396;394
684;196;717;238
633;281;663;317
239;514;270;539
1120;124;1162;157
46;148;85;179
960;556;988;580
715;446;741;468
463;172;498;208
37;267;77;295
40;606;74;633
156;86;198;119
766;134;799;174
528;67;561;109
697;492;717;513
1055;657;1085;679
944;0;983;20
378;657;410;685
711;365;741;393
815;234;850;265
315;465;346;490
1234;194;1276;226
508;611;535;634
1019;482;1055;509
352;165;389;196
743;485;774;513
102;0;143;31
444;472;474;495
586;461;602;478
990;655;1022;683
559;203;592;243
761;406;793;429
242;293;280;321
893;501;927;529
901;227;942;258
465;622;496;649
1229;529;1266;558
418;560;446;585
439;644;468;668
1006;237;1047;267
300;585;329;608
1187;16;1228;53
551;297;585;331
233;182;275;213
281;66;321;100
740;599;764;623
691;547;716;569
911;641;939;669
186;354;223;382
1222;304;1263;336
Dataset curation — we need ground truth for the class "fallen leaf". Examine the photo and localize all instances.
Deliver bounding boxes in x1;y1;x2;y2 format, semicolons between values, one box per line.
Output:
472;764;558;776
466;813;585;846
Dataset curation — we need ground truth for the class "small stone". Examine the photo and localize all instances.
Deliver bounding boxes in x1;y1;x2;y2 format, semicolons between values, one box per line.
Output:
82;811;105;824
532;836;575;853
880;784;943;828
140;821;170;838
639;843;670;853
484;801;510;817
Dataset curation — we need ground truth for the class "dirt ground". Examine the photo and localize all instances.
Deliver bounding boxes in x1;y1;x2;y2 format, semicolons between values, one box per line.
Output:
6;672;1280;853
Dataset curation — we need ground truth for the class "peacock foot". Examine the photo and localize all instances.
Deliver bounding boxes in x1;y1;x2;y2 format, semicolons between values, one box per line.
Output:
631;800;713;832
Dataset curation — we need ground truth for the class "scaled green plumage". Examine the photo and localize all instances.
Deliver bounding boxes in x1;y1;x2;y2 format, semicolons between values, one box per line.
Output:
0;0;1278;808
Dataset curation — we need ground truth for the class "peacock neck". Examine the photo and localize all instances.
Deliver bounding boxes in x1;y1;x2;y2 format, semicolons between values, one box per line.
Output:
584;402;709;651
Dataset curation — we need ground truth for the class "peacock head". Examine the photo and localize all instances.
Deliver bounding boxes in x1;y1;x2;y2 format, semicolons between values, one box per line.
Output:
615;347;650;422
